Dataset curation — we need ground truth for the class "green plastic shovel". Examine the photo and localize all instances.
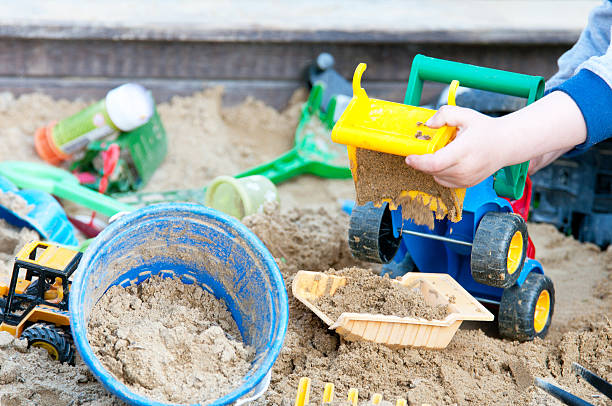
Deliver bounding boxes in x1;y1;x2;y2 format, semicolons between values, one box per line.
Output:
0;161;134;217
113;82;353;208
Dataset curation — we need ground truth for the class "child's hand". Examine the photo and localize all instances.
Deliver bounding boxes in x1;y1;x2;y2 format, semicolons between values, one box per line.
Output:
405;91;587;189
405;105;512;188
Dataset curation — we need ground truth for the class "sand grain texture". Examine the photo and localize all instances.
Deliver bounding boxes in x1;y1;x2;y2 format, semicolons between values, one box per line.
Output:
0;219;38;282
354;148;463;228
88;276;253;405
314;267;450;321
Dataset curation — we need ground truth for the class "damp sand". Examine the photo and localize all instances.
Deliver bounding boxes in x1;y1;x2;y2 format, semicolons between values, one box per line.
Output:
314;267;449;321
353;148;463;229
88;276;254;405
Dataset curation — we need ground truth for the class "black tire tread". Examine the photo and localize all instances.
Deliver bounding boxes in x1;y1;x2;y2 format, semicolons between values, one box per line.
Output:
21;324;74;364
499;273;555;341
348;202;401;264
471;212;528;288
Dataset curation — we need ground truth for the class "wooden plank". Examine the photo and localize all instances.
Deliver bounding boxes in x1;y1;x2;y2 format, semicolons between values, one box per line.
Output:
0;38;567;82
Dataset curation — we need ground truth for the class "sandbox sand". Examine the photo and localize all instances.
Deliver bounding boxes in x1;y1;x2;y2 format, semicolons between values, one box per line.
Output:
88;276;253;404
0;90;609;405
0;218;38;282
248;206;611;406
314;267;450;321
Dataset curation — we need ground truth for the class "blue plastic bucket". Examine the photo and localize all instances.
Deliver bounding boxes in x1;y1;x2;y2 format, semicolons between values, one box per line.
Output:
69;203;288;405
0;175;78;247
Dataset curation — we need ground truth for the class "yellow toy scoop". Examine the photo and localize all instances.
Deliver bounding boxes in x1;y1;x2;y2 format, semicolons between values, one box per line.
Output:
331;63;465;225
332;63;459;157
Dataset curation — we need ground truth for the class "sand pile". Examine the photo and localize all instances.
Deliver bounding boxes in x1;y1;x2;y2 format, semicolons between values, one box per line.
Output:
314;267;450;321
0;332;120;406
0;92;87;163
88;276;253;404
0;192;39;279
247;206;610;405
263;246;611;406
0;191;33;217
0;218;38;282
242;202;362;272
144;88;303;193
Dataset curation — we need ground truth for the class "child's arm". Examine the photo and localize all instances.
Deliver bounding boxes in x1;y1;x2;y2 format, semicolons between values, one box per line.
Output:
406;1;612;189
404;91;587;188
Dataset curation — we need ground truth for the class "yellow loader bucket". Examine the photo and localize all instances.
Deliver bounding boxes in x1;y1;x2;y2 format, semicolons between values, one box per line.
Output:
332;63;466;226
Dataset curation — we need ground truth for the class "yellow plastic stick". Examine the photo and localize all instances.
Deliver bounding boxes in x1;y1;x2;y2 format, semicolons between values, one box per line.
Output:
295;377;311;406
396;399;407;406
347;388;359;406
371;393;383;404
322;383;334;404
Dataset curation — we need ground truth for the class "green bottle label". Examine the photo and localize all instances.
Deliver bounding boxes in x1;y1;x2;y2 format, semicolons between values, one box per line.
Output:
51;99;119;154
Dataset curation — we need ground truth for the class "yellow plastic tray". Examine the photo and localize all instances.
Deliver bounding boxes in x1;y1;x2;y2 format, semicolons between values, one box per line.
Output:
292;271;494;349
331;63;458;157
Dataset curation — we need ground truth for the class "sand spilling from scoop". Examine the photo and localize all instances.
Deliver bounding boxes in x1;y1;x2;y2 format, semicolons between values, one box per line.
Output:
353;148;463;229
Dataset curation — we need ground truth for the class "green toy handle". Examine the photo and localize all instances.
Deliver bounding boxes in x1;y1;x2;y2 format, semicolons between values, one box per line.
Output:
404;54;545;200
405;54;545;106
235;148;308;184
0;161;134;217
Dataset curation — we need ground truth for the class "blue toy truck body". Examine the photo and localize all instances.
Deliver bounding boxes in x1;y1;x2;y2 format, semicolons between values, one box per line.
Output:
386;177;544;305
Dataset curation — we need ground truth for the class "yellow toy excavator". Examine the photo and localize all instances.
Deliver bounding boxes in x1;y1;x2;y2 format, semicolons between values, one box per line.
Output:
0;241;82;363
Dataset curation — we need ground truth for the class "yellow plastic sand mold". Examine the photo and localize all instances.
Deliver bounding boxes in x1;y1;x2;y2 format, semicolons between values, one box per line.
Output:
293;377;407;406
331;63;466;219
292;271;494;350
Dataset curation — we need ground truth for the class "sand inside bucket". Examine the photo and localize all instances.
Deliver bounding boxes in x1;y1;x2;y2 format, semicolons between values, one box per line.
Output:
87;276;254;404
314;267;450;321
353;148;463;229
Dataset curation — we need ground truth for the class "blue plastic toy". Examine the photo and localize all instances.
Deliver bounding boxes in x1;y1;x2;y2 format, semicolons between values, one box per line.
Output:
342;55;555;342
70;203;288;406
0;175;78;247
344;175;554;342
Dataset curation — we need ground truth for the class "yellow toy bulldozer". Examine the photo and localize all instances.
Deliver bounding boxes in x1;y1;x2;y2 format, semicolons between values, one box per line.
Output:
0;241;82;363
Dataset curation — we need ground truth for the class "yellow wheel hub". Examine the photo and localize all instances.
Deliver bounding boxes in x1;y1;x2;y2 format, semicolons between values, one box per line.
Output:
533;290;551;333
31;341;59;360
507;231;524;275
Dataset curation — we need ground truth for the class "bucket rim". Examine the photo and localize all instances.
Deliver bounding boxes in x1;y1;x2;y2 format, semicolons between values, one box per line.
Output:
69;203;288;406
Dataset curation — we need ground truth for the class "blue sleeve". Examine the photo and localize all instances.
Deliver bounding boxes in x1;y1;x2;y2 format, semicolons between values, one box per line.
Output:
549;68;612;152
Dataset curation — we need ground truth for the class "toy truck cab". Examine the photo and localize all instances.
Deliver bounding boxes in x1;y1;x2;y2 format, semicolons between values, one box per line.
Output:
0;241;81;362
335;55;555;341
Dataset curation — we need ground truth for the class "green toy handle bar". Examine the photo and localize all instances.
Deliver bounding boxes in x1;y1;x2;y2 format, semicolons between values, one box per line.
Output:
405;54;545;200
405;54;544;106
0;161;134;217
